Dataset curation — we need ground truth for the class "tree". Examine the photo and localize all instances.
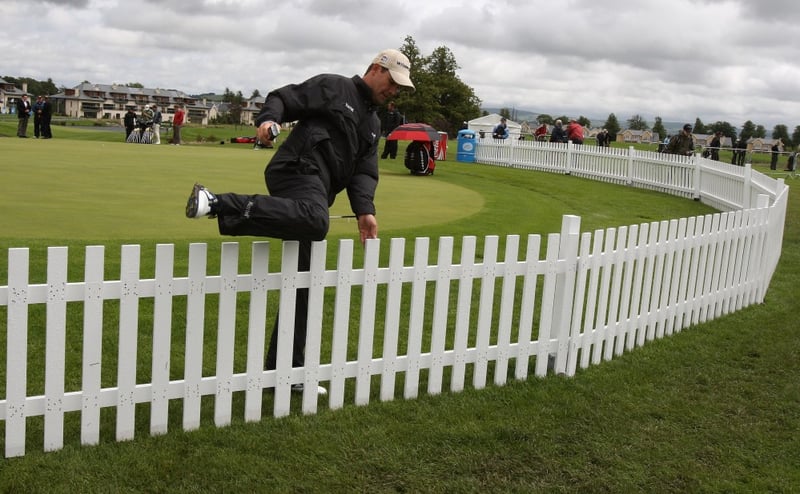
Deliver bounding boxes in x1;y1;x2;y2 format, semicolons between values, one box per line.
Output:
536;114;554;125
740;120;757;140
708;121;737;139
692;117;707;134
250;89;261;99
754;125;766;139
603;113;620;141
626;114;648;131
791;126;800;148
394;36;481;136
126;82;144;88
499;108;512;120
577;116;591;128
2;76;59;96
772;124;790;144
652;116;667;140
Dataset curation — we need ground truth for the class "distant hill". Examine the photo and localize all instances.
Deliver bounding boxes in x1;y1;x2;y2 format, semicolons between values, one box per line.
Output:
482;107;690;134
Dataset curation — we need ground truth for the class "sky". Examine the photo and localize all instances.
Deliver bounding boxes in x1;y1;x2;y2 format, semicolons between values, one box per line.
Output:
2;0;800;129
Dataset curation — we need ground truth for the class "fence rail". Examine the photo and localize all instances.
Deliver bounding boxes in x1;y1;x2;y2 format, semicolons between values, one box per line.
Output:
1;142;789;458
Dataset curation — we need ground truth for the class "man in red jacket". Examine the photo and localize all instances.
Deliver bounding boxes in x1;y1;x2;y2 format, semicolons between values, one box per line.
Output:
171;104;185;145
566;119;584;144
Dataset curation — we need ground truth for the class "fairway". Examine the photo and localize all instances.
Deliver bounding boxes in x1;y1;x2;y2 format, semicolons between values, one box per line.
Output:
0;138;483;242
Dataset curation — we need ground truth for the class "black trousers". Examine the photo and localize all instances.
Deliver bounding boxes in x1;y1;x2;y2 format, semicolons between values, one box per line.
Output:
216;155;331;369
381;139;398;158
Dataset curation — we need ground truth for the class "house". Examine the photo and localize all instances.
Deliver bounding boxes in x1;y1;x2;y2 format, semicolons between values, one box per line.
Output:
616;129;659;144
0;78;27;114
468;113;522;139
50;83;210;125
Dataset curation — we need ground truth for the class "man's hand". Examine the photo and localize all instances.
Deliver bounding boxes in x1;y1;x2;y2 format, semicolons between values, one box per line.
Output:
257;121;280;145
357;214;378;245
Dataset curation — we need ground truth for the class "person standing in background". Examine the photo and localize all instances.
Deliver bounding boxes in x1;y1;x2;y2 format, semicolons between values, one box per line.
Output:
380;101;403;159
152;104;163;144
32;95;44;138
124;107;137;139
41;96;53;139
172;104;185;145
16;93;31;138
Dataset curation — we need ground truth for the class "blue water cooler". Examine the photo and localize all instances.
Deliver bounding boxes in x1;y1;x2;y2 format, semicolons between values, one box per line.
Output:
456;129;478;163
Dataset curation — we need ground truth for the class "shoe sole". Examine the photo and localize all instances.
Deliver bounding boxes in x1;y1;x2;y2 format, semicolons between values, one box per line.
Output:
185;183;202;218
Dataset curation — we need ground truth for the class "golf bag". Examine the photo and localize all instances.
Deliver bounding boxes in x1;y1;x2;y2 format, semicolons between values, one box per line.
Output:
126;128;141;143
404;140;435;176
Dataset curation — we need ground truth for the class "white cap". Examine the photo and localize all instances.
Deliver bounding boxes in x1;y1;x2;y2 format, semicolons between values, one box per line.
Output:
373;49;415;91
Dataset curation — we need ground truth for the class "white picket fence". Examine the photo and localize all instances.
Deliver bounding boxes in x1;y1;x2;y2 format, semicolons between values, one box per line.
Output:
1;142;789;458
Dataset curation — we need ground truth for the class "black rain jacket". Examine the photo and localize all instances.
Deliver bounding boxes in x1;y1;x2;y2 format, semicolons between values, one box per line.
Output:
254;74;380;216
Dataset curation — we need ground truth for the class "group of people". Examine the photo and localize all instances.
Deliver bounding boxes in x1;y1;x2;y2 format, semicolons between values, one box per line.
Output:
15;93;53;139
124;103;185;144
547;119;585;144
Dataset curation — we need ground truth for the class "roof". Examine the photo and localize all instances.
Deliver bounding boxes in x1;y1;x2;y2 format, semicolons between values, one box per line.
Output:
468;113;522;129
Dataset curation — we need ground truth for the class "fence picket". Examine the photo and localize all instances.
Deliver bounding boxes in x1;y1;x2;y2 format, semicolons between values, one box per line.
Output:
494;236;518;385
516;235;542;379
44;247;68;452
429;237;454;394
81;246;104;446
116;245;140;442
474;236;498;387
183;242;208;430
405;237;429;399
301;240;328;414
245;242;270;422
380;238;406;401
355;239;380;406
151;244;174;435
274;241;299;417
451;237;476;392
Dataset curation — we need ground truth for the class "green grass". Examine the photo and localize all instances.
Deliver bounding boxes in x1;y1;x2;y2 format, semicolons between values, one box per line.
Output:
1;122;798;493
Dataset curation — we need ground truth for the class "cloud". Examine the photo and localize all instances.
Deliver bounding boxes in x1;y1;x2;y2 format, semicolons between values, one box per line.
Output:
2;0;800;129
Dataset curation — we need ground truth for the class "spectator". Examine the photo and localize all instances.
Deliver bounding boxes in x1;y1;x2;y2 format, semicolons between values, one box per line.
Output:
665;124;695;156
566;119;584;144
33;95;44;138
40;96;53;139
492;117;509;140
534;123;548;141
380;101;403;159
16;93;31;138
708;131;722;161
124;108;137;139
172;104;185;145
184;48;415;394
550;119;567;143
596;128;608;147
152;104;163;144
770;138;782;170
139;104;154;132
735;137;747;166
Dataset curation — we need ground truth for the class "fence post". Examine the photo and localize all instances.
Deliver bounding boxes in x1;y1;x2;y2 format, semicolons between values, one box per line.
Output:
742;163;753;209
693;154;702;200
565;141;573;175
552;215;581;375
627;146;635;185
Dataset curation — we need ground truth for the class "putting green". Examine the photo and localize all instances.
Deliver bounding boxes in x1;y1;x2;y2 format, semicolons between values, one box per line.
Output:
0;138;483;242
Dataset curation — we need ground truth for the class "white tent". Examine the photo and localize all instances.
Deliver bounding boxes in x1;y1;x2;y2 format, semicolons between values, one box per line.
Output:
467;113;522;140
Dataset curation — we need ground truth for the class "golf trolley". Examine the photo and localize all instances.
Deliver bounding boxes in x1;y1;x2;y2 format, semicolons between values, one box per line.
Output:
126;118;155;144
